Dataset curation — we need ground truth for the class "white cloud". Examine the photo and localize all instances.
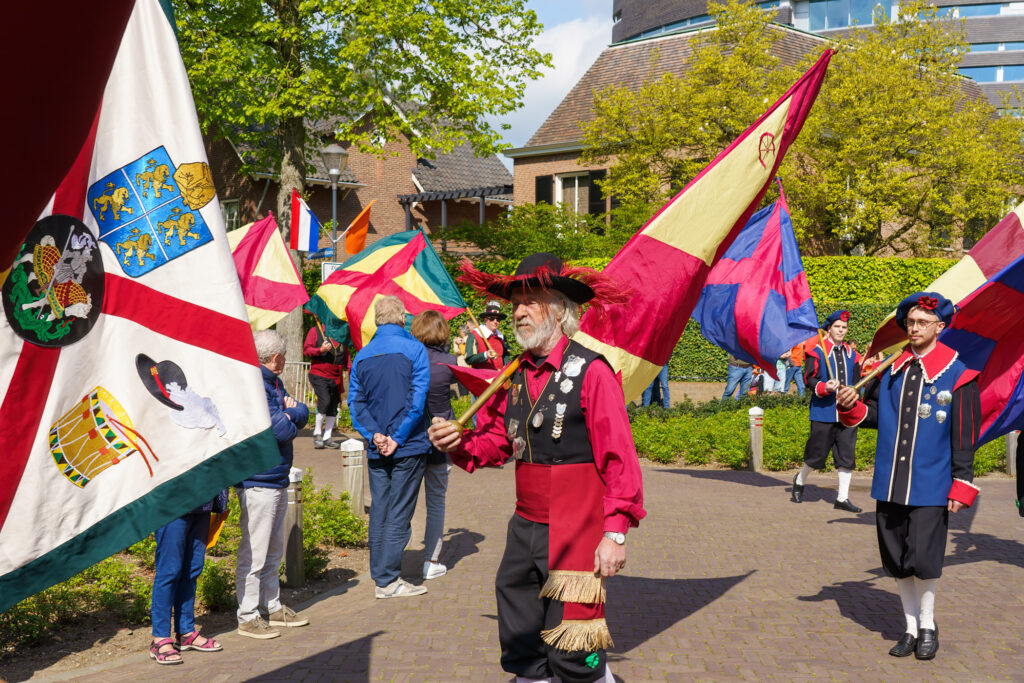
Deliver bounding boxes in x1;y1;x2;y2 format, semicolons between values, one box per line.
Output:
492;13;612;167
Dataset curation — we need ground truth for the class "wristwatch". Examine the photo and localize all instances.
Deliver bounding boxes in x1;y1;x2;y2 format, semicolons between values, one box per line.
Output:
603;531;625;545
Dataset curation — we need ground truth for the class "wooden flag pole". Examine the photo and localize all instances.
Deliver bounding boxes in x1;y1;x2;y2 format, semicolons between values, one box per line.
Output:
451;358;521;432
851;349;902;391
817;329;837;382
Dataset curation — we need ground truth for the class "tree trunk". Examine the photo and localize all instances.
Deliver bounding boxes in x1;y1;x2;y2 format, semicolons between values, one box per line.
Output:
276;115;307;363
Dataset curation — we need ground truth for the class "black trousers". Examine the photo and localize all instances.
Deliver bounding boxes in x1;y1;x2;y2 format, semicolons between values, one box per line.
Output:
495;514;607;683
309;374;341;416
875;501;948;579
803;420;857;470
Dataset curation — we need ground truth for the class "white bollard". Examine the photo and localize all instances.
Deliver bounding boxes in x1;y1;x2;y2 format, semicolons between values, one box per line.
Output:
283;466;304;587
339;438;366;515
748;406;764;472
1007;430;1020;478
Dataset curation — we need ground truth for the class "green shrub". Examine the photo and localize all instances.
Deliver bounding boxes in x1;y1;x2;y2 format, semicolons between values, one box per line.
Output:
197;558;236;612
124;533;157;570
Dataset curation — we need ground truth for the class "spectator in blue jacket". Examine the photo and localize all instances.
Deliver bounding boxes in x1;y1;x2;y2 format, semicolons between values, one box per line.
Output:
349;295;432;598
235;330;310;639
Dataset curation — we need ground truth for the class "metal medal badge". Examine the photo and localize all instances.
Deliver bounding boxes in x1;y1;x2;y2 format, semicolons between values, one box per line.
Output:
532;410;545;429
918;403;933;419
552;403;567;441
936;390;952;407
935;410;947;424
513;437;526;460
564;355;585;378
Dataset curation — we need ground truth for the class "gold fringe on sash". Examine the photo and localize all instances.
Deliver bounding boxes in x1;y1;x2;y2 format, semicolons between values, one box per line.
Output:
539;570;606;604
541;618;614;652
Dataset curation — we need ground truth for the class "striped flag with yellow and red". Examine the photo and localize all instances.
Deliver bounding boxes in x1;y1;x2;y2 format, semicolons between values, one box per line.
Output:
576;51;834;401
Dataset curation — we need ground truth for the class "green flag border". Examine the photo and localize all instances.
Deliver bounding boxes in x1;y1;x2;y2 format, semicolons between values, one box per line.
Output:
0;427;279;614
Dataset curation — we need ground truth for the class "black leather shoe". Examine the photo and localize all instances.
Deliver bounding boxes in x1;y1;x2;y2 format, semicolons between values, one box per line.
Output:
915;625;939;660
888;632;917;657
834;498;862;513
791;474;804;503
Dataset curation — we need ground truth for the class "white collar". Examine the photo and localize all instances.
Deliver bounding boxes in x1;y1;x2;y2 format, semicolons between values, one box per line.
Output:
480;326;503;340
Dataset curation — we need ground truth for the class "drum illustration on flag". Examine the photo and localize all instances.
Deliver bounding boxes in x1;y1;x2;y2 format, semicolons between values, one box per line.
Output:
48;387;158;488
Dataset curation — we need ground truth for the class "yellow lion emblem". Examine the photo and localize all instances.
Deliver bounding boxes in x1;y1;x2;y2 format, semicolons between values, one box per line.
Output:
92;183;134;222
159;209;200;246
135;159;175;199
116;228;156;267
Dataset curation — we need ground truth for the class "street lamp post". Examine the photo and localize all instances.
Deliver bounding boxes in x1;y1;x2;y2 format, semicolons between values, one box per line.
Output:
321;143;349;256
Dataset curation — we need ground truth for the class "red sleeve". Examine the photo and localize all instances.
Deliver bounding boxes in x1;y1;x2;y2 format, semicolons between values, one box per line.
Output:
450;389;513;472
581;360;647;534
303;327;322;357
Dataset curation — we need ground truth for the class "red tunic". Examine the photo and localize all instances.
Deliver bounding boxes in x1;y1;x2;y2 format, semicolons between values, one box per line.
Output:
303;327;348;383
451;335;646;534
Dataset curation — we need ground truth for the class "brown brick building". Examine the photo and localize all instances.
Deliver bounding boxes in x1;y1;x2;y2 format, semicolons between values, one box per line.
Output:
205;126;511;256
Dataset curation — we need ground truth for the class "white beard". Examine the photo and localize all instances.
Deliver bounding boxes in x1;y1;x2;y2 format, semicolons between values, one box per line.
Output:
514;314;558;352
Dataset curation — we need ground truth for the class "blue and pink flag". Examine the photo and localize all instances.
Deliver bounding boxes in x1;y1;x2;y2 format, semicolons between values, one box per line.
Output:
940;253;1024;445
289;188;322;252
692;182;819;379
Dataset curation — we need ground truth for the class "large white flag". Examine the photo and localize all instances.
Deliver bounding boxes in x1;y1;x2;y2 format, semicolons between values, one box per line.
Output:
0;0;278;611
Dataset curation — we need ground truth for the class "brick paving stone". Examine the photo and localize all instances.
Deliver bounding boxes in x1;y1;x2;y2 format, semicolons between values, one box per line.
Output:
25;461;1024;682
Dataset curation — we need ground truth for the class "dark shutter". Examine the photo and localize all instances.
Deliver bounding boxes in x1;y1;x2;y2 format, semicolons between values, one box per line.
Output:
587;169;607;215
535;174;553;205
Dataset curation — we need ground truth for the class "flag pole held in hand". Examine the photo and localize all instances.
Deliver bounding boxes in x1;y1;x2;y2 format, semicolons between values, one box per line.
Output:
817;329;837;382
851;349;902;391
451;358;521;432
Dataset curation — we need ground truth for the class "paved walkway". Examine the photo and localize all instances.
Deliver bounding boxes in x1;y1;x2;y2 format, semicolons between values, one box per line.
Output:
30;458;1024;681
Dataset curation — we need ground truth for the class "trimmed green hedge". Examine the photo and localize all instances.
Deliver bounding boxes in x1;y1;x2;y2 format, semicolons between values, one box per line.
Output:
629;397;1006;476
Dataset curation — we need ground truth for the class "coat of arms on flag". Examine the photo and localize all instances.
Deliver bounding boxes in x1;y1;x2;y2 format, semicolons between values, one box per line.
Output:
0;0;278;613
87;145;215;277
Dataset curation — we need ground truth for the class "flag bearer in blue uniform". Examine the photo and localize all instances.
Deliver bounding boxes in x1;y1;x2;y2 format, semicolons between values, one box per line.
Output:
791;310;862;511
837;292;980;661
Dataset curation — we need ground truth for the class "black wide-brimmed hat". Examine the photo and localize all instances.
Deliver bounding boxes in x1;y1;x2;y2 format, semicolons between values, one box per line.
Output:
135;354;187;410
461;252;618;306
479;302;506;321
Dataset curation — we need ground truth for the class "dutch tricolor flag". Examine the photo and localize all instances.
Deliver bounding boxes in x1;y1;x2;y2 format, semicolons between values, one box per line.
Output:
290;188;322;252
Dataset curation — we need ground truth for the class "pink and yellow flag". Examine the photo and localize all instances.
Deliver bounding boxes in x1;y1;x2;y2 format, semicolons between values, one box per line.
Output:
576;51;833;401
227;213;310;330
868;201;1024;355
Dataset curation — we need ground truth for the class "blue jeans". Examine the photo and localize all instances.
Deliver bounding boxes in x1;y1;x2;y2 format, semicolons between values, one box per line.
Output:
152;513;210;638
784;365;806;397
722;365;753;399
423;460;451;563
642;365;671;408
368;454;426;587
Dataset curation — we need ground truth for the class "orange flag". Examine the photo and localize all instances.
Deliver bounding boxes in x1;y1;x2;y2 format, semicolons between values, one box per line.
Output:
345;200;375;254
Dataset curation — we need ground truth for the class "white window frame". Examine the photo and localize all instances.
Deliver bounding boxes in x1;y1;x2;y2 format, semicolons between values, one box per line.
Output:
221;199;240;231
554;172;589;214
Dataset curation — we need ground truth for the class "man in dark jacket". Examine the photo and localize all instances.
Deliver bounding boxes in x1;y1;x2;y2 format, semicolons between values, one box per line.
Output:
348;295;431;598
236;330;310;639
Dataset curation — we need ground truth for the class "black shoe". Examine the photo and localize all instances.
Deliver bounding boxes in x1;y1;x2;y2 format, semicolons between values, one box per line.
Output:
888;632;917;657
915;625;938;660
313;438;325;450
791;474;804;503
834;498;862;513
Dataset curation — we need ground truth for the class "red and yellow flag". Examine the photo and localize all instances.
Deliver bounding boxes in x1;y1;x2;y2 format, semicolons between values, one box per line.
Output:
577;51;833;401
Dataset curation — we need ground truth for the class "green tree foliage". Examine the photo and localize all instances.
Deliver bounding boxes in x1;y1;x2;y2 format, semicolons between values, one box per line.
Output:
578;0;1024;256
174;0;551;354
786;0;1024;255
579;0;792;207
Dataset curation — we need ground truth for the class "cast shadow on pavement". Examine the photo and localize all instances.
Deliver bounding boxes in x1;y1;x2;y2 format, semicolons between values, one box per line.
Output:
606;571;754;652
250;630;383;682
440;527;486;569
797;579;904;640
662;468;789;489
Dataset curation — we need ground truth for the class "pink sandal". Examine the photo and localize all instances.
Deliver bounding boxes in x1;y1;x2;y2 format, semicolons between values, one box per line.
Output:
177;629;223;652
150;637;183;665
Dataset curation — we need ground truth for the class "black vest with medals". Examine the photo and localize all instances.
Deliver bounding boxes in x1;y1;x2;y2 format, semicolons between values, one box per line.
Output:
504;339;605;465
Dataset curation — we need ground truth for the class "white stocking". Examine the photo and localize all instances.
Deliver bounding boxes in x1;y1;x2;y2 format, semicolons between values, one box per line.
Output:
314;413;324;437
915;577;937;630
324;415;336;441
796;463;813;486
837;468;852;502
895;576;919;636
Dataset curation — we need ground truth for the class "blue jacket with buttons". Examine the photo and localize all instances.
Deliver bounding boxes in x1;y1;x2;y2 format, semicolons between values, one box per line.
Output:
240;365;309;489
348;324;431;460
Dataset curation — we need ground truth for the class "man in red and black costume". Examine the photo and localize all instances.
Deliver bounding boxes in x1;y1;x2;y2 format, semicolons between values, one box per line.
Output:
465;301;511;370
303;324;349;449
429;253;646;683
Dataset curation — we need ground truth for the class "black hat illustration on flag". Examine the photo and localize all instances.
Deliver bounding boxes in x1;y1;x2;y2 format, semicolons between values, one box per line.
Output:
135;354;187;410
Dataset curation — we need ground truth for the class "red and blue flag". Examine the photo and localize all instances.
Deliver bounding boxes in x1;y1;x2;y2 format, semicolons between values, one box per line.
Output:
940;253;1024;445
691;182;818;379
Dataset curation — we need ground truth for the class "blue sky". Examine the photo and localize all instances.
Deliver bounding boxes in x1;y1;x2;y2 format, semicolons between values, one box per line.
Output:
491;0;612;165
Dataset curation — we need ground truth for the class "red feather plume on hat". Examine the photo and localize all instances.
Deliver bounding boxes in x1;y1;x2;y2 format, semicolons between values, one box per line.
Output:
457;258;630;318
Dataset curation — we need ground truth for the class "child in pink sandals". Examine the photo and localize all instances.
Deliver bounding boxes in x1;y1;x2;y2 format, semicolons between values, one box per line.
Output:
149;491;227;664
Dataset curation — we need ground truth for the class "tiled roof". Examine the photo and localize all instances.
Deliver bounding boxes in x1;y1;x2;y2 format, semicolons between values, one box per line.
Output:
525;24;831;148
413;142;513;193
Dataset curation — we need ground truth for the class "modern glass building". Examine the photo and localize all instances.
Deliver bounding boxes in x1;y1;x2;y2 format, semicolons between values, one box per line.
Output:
610;0;1024;106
